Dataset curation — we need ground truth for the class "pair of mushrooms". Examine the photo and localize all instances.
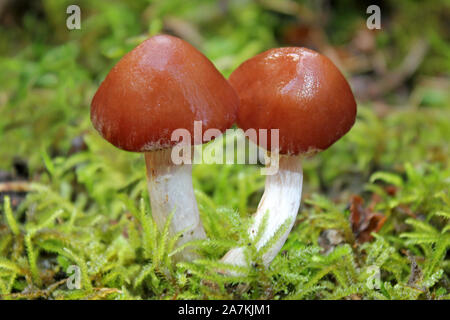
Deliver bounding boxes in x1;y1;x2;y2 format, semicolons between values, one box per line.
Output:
91;35;356;268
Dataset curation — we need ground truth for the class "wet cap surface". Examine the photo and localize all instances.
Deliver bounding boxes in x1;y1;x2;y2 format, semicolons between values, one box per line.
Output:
91;35;239;152
229;47;357;155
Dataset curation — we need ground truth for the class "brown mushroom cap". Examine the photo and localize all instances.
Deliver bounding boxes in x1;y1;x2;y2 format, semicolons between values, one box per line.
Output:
229;47;357;155
91;35;239;152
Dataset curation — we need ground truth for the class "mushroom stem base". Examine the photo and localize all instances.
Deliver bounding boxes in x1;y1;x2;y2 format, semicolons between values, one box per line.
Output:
145;149;206;261
221;154;303;269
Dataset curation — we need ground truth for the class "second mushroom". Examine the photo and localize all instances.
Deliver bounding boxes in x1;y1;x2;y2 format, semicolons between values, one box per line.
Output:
221;47;357;268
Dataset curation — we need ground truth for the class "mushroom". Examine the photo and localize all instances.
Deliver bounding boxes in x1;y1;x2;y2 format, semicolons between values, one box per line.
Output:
221;47;357;268
91;35;239;261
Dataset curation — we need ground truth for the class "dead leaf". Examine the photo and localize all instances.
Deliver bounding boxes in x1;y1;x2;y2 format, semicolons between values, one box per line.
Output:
349;195;386;243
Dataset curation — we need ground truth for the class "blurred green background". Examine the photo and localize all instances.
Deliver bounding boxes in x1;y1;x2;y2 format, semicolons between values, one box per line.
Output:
0;0;449;300
0;0;449;172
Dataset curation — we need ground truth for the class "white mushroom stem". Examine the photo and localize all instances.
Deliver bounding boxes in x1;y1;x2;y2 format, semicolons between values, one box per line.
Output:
221;154;303;268
145;149;206;261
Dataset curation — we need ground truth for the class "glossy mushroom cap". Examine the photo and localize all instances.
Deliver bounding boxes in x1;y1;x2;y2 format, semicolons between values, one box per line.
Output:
229;47;357;155
91;35;239;152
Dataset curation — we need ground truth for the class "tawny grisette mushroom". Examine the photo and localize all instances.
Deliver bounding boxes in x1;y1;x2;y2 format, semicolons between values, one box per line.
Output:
221;47;357;268
91;35;239;261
